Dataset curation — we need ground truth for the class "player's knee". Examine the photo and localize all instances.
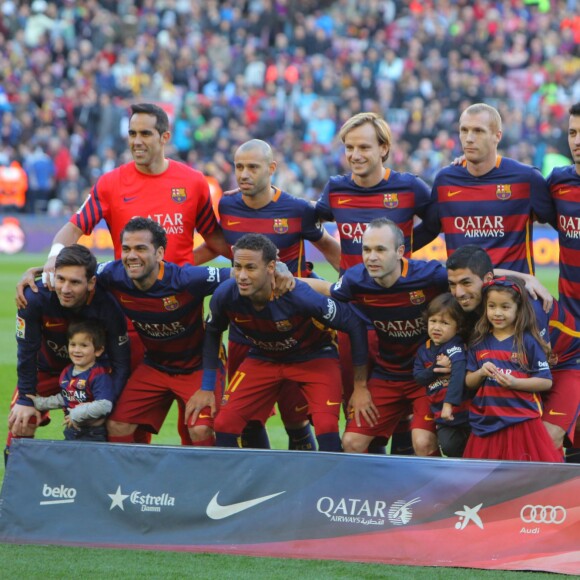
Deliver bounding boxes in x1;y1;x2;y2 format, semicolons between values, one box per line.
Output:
188;425;214;442
412;429;438;456
11;423;36;438
106;419;136;437
342;432;369;453
543;421;565;449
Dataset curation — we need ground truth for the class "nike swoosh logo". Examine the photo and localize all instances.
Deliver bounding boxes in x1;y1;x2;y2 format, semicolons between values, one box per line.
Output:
227;221;241;226
447;190;462;197
198;413;212;419
479;351;489;359
337;198;351;205
45;322;63;328
120;297;133;303
206;491;285;520
548;409;566;416
424;415;434;421
326;400;341;406
234;317;252;323
363;296;378;303
123;196;138;202
558;189;571;195
295;404;309;413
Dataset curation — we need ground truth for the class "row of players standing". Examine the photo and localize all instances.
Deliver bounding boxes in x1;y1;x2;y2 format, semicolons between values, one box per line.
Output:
9;101;580;462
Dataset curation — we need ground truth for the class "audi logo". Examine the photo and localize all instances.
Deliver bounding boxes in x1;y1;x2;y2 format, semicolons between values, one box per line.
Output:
520;505;566;524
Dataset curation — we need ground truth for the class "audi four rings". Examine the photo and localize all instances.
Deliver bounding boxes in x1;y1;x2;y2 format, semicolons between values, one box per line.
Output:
520;505;567;524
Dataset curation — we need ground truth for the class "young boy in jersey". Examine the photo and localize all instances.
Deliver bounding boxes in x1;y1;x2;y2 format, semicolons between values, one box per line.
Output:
413;293;470;457
28;320;115;442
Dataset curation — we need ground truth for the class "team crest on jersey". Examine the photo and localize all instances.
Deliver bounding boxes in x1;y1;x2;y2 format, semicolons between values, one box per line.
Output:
162;296;180;311
275;319;293;332
496;184;512;200
171;188;187;203
510;351;519;363
384;193;399;208
273;218;289;234
16;315;25;339
76;380;86;391
409;290;426;305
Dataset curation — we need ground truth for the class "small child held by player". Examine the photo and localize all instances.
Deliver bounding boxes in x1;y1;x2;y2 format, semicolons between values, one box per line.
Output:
414;293;470;457
464;277;563;462
28;320;114;441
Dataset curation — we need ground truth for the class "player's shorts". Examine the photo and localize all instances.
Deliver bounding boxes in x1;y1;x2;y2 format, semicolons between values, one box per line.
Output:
464;417;564;462
228;339;310;425
216;357;342;436
542;368;580;445
127;323;146;372
10;371;61;428
344;377;435;438
109;363;224;434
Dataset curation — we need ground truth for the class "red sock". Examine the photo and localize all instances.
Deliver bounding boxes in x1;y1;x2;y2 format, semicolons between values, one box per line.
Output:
108;433;136;443
427;448;442;457
192;436;215;447
133;429;152;444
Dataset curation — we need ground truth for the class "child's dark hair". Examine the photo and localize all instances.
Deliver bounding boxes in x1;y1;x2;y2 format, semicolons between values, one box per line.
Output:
470;276;551;369
67;319;106;351
423;293;467;342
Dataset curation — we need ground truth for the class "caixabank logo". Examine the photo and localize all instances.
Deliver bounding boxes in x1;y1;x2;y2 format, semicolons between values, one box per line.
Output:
107;485;176;513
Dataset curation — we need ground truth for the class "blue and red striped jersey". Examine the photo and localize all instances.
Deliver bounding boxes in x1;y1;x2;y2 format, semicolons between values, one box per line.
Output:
97;260;229;374
59;362;114;410
425;156;554;273
315;169;431;272
547;164;580;319
16;283;130;405
205;278;368;365
330;259;449;381
466;332;551;436
414;335;470;426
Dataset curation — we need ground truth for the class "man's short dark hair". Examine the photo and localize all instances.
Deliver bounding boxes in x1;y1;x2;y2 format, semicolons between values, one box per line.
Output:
570;102;580;117
55;244;97;280
446;245;493;279
233;234;277;264
130;103;169;135
367;217;405;248
121;217;167;250
67;319;106;351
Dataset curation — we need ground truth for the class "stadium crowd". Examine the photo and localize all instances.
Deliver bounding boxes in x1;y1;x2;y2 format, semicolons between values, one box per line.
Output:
0;0;578;212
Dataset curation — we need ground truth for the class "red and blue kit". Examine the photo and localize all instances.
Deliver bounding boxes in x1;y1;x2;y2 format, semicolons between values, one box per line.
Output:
331;259;448;437
219;188;324;277
71;160;219;265
426;157;554;273
96;261;229;432
547;165;580;319
59;362;115;411
203;279;369;451
315;170;431;272
413;335;470;426
15;283;130;406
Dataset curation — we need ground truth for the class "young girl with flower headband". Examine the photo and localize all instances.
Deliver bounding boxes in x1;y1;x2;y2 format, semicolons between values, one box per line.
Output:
464;276;563;462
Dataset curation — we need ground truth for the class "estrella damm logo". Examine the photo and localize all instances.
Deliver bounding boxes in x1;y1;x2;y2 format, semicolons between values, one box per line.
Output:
496;184;512;200
171;187;187;203
273;218;289;234
275;319;292;332
163;296;180;311
409;290;425;305
384;193;399;208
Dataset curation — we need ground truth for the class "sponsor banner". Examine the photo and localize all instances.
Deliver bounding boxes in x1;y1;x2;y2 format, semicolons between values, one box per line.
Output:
0;214;561;265
0;440;579;574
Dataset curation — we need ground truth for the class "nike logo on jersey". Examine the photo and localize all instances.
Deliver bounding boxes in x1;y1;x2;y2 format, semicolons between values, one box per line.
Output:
206;491;285;520
424;415;434;421
198;413;212;419
557;189;571;195
326;400;341;406
478;351;489;359
227;221;241;226
234;317;252;323
363;296;378;303
447;190;462;197
123;196;138;202
120;297;134;303
548;409;566;416
45;322;64;328
295;404;309;413
337;198;352;205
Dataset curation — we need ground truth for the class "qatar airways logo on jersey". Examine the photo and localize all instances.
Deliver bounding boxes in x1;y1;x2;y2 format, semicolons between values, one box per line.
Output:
454;216;505;238
136;213;184;235
46;340;70;359
339;222;367;244
249;337;298;351
132;320;185;338
559;215;580;239
373;317;424;338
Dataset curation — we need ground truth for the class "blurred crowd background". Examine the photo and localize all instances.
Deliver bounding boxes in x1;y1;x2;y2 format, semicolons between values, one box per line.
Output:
0;0;578;214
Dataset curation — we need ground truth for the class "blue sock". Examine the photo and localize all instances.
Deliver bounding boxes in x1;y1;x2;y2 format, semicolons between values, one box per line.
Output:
390;431;414;455
316;432;342;452
215;432;241;448
286;424;316;450
566;447;580;463
240;421;270;449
